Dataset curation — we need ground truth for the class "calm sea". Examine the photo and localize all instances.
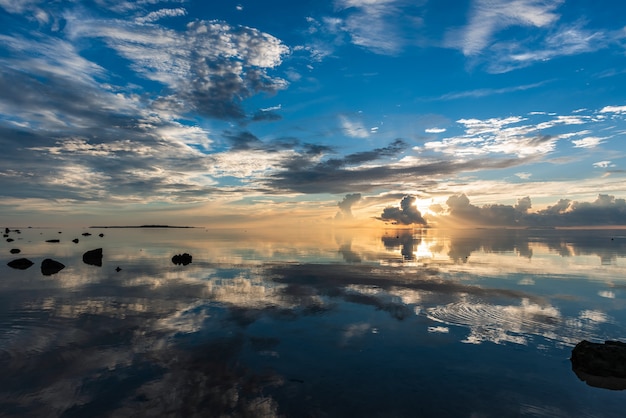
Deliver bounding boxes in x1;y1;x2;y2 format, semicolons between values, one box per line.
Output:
1;227;625;417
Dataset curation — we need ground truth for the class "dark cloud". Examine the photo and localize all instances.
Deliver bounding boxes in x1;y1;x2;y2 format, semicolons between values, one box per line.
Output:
532;194;626;226
446;194;519;226
378;196;427;225
336;193;362;219
223;131;264;150
251;110;282;122
268;147;531;193
442;194;626;227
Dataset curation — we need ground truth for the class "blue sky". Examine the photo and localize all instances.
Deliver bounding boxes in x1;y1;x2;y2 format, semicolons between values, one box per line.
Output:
1;0;626;227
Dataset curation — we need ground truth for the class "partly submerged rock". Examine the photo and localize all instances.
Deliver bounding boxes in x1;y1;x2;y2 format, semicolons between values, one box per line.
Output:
571;340;626;390
82;232;92;236
8;258;34;270
45;239;60;243
83;248;103;267
10;248;20;254
41;259;65;276
72;238;79;243
172;253;192;266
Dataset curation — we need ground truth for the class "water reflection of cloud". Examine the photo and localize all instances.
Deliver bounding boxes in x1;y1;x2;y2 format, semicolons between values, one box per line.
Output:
598;290;616;299
428;326;449;333
342;323;372;345
427;298;562;345
579;309;611;323
3;228;626;416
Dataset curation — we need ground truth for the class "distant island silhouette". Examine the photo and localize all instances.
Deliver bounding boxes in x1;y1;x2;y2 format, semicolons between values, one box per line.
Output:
89;225;196;229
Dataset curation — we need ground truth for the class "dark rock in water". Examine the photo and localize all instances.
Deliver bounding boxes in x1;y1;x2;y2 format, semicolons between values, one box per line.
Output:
10;248;20;254
83;248;103;267
99;233;104;237
41;259;65;276
115;266;122;272
4;227;9;234
82;232;92;236
72;238;79;243
172;253;192;265
45;239;60;243
6;238;14;242
8;258;34;270
571;340;626;390
3;234;8;238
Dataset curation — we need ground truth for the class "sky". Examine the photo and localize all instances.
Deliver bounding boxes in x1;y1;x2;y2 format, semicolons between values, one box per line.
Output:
1;0;626;228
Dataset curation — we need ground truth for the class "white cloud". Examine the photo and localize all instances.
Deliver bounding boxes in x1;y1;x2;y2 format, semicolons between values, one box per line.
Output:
422;109;618;159
515;172;532;179
593;161;613;168
425;127;446;133
260;104;282;112
65;16;289;119
135;7;187;24
572;136;606;148
208;149;299;179
600;105;626;114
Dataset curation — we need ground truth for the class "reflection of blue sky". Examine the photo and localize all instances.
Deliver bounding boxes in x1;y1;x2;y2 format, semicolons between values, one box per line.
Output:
2;228;626;415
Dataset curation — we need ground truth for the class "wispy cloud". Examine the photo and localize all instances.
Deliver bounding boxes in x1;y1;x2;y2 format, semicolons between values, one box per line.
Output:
601;105;626;114
435;81;550;100
450;0;563;56
593;161;614;168
309;0;425;56
135;7;187;24
340;115;369;138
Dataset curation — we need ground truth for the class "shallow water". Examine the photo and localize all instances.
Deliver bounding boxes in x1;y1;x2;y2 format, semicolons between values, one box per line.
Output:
1;227;626;417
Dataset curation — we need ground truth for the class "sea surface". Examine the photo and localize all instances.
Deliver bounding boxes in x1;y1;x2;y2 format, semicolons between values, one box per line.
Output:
1;226;626;417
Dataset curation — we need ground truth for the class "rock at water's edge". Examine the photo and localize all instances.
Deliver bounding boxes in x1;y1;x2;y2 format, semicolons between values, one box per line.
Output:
41;259;65;276
8;258;34;270
83;248;103;267
571;340;626;390
172;253;192;266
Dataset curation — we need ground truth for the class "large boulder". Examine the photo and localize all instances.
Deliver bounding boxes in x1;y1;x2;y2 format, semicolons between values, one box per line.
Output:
83;248;103;267
41;259;65;276
8;258;34;270
571;340;626;390
172;253;192;266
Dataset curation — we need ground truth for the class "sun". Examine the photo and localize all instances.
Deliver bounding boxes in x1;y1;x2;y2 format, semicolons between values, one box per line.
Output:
415;199;432;216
